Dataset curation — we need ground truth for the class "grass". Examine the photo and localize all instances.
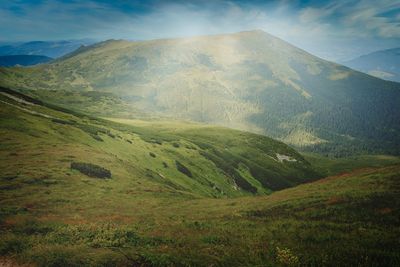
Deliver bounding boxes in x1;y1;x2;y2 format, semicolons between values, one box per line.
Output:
0;87;321;198
0;88;399;266
303;152;400;176
1;164;399;266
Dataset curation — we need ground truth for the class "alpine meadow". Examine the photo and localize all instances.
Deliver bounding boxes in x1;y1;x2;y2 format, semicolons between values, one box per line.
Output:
0;1;399;266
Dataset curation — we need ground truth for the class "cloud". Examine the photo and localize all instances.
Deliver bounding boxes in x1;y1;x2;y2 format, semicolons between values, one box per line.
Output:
297;0;400;38
299;2;342;23
0;0;399;61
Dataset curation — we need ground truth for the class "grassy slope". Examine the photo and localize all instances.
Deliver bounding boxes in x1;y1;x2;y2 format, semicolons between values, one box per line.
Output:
303;152;400;177
18;89;148;119
0;88;399;266
0;87;318;199
1;157;399;266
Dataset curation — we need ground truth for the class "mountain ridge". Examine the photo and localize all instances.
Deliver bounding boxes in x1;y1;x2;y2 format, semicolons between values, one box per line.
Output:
0;39;96;58
343;47;400;82
1;30;399;156
0;54;52;67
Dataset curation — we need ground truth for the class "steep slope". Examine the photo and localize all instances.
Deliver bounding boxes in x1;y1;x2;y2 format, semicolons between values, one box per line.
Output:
343;47;400;82
0;87;318;198
1;30;399;155
0;55;52;67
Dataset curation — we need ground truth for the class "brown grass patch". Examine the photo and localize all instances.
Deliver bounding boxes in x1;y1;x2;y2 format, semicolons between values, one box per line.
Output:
326;196;345;205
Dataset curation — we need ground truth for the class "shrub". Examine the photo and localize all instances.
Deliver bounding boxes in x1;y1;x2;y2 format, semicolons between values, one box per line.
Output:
107;132;116;139
162;162;168;168
185;144;197;150
276;247;299;266
70;162;111;179
76;124;108;142
147;139;162;145
13;219;53;235
90;134;103;142
27;245;89;267
44;223;141;248
52;119;75;125
149;152;156;158
0;235;29;254
175;161;192;178
172;142;180;148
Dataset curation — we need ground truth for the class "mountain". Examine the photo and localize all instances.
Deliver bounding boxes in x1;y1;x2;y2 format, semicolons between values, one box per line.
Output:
343;47;400;82
0;55;52;67
0;39;96;58
1;30;399;156
1;87;400;266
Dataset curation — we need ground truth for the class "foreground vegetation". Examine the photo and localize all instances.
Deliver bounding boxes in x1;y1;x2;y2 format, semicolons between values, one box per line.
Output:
1;163;399;266
0;88;399;266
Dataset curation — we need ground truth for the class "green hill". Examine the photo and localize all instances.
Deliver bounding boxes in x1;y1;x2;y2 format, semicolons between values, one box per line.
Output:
0;88;400;267
1;87;399;266
1;30;399;156
0;86;318;198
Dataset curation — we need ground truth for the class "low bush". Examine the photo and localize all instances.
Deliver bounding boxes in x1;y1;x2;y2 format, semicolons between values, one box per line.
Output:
175;161;192;178
149;152;156;158
107;132;116;139
76;124;108;135
172;142;180;148
276;247;299;266
147;139;162;145
70;162;111;179
0;235;29;254
13;219;53;235
90;134;103;142
51;119;75;125
27;245;90;267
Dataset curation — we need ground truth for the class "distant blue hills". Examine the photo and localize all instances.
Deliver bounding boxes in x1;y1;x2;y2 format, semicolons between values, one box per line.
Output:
0;55;53;67
343;47;400;83
0;39;96;59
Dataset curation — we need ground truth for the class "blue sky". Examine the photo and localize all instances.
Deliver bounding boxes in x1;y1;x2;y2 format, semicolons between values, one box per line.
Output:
0;0;399;61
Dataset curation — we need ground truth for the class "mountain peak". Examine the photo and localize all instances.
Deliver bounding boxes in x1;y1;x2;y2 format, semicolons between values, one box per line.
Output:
2;30;399;156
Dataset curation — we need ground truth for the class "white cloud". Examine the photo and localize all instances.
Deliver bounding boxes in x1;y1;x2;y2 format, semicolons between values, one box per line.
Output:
0;0;399;61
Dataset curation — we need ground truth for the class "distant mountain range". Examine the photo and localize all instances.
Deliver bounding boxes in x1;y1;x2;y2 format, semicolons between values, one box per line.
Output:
1;30;399;156
0;39;96;58
0;55;52;67
343;47;400;82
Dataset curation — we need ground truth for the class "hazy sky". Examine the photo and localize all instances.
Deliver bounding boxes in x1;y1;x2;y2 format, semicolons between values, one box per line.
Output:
1;0;399;61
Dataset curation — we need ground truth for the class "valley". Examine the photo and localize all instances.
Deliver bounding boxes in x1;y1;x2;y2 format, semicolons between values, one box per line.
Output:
0;27;399;267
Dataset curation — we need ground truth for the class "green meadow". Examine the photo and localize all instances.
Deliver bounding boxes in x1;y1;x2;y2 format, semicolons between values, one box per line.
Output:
0;88;399;266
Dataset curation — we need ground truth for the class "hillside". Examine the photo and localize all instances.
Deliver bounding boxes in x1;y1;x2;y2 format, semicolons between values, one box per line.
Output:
343;47;400;82
1;30;399;156
0;55;52;67
0;87;318;198
0;97;399;266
